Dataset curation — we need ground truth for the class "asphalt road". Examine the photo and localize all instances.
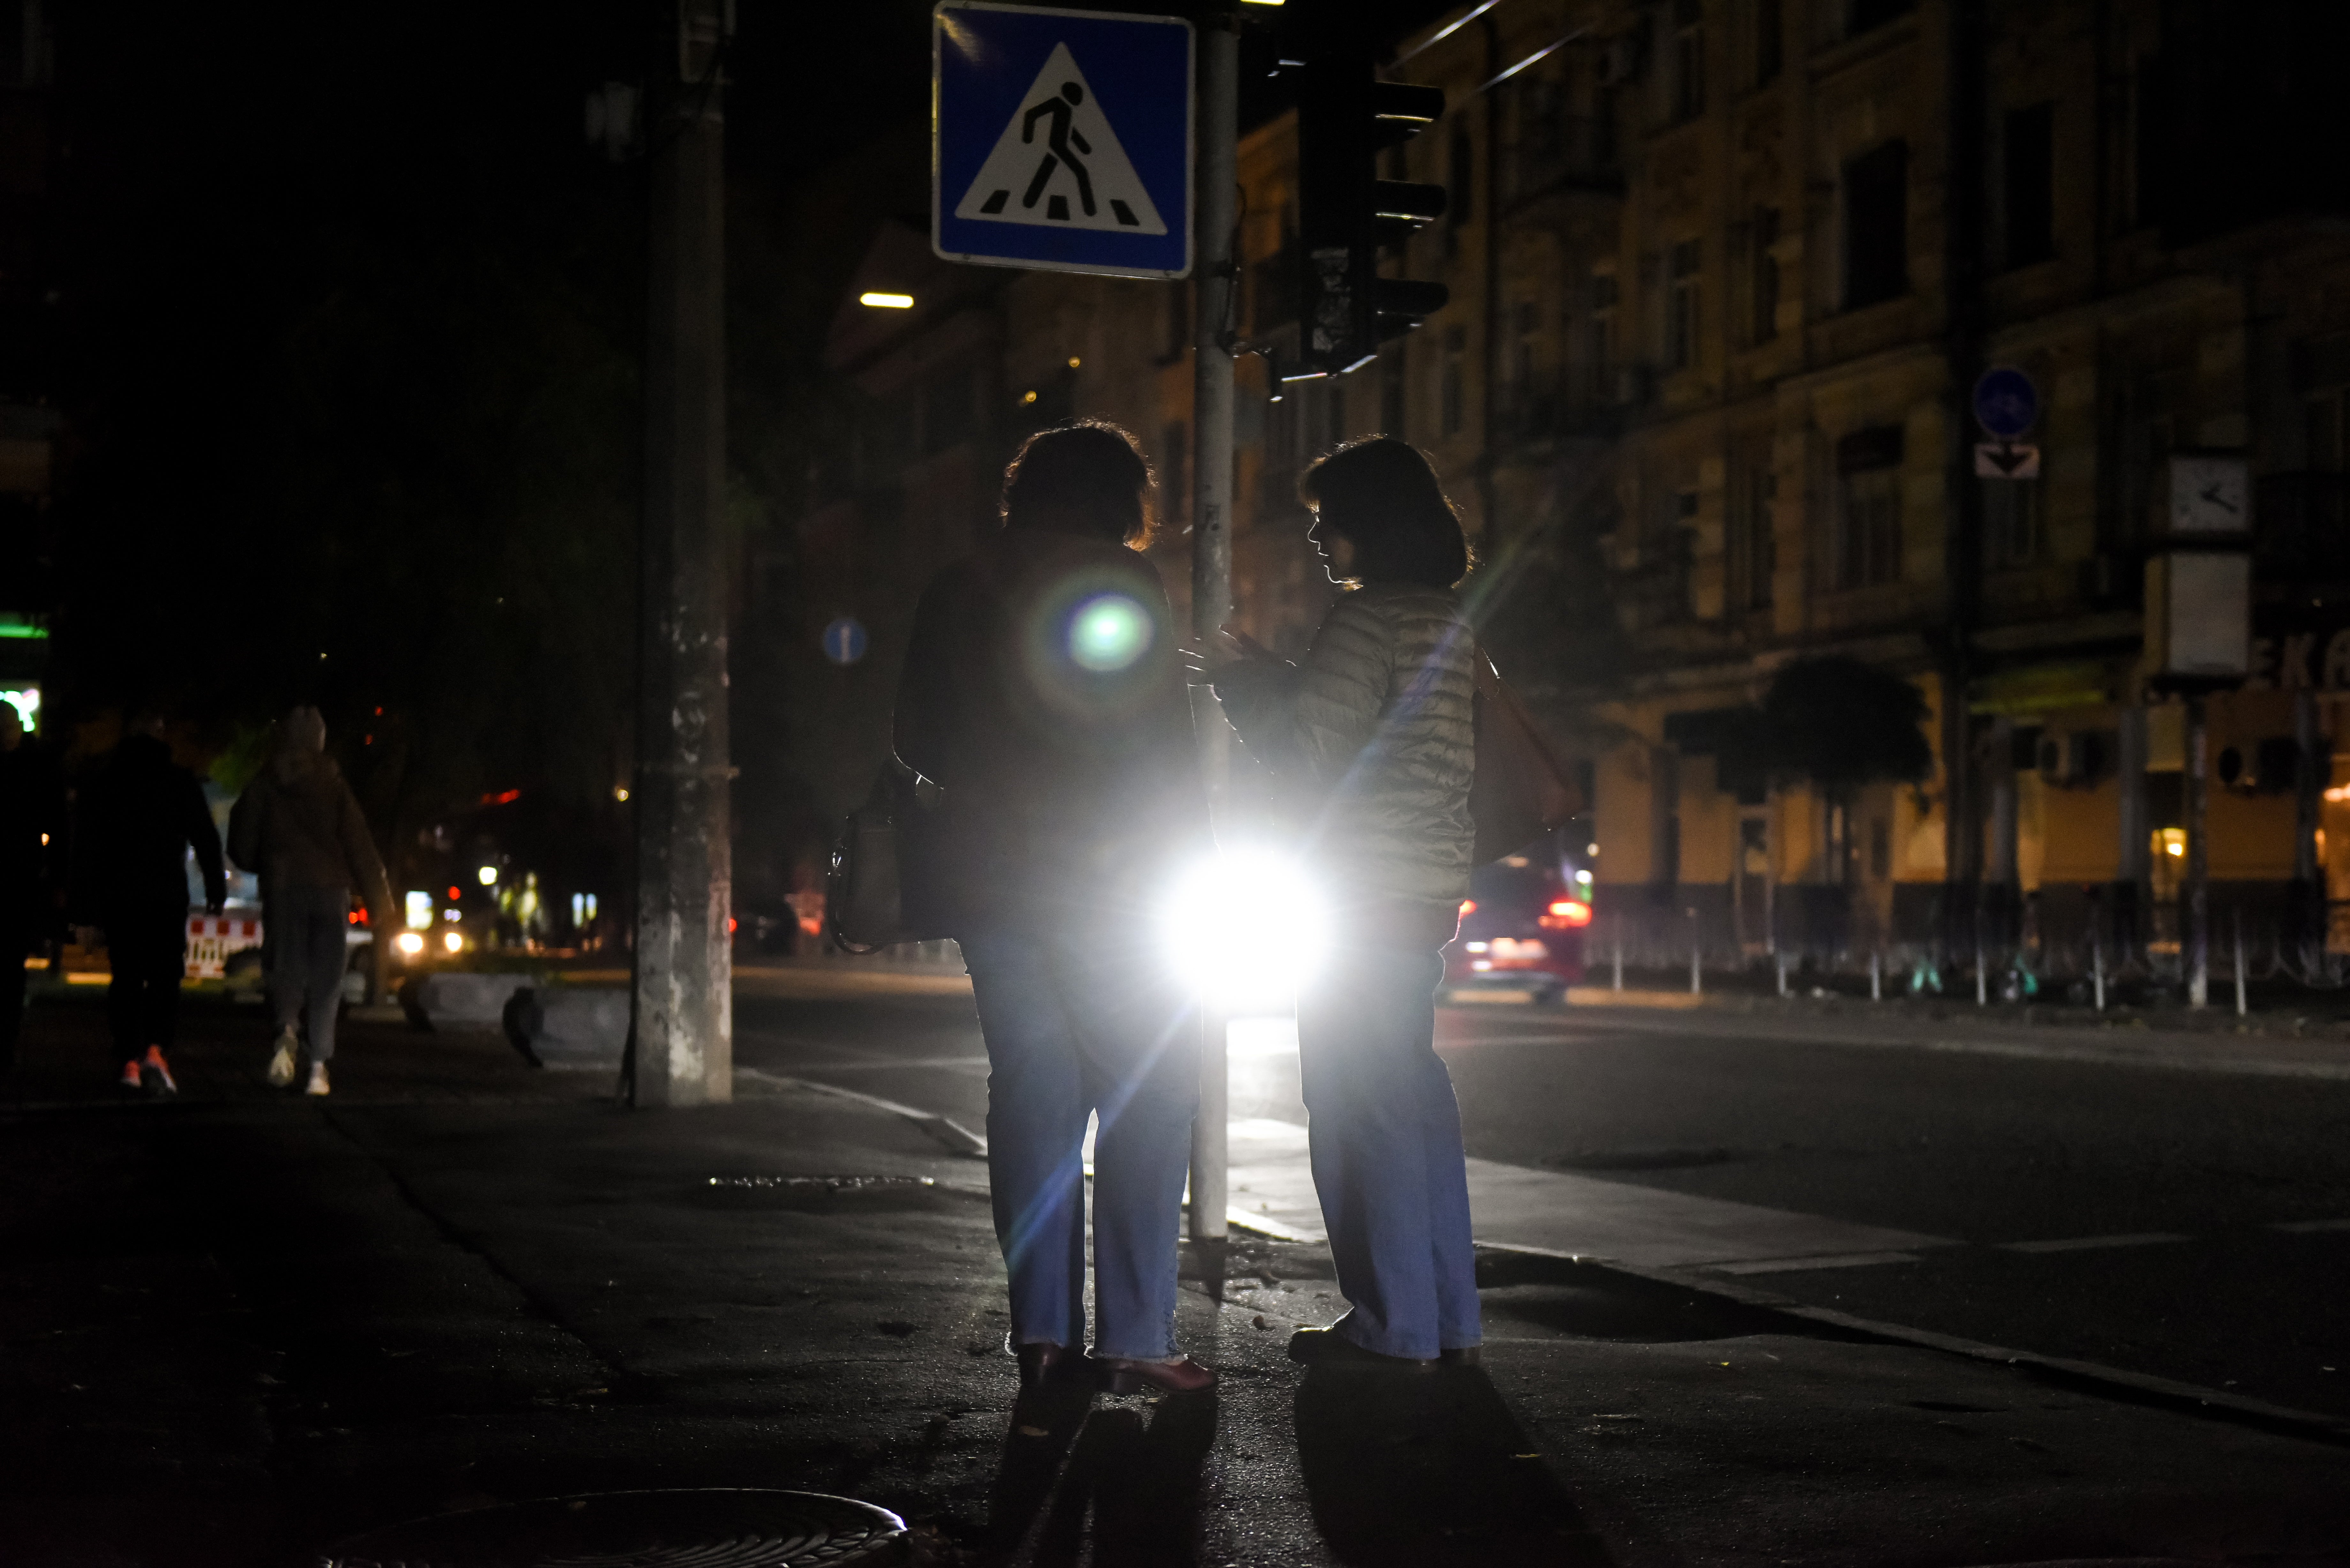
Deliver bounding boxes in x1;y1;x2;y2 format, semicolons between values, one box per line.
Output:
733;983;2350;1425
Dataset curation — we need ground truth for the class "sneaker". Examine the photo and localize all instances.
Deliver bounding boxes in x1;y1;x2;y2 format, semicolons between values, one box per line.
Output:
305;1062;330;1097
118;1059;144;1091
265;1028;299;1088
140;1045;178;1098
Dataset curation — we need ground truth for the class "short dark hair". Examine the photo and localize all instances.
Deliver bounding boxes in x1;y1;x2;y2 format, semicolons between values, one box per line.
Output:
1298;436;1471;588
1001;420;1155;546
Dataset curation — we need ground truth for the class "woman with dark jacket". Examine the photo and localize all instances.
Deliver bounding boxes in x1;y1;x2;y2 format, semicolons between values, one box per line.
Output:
1194;436;1481;1369
894;420;1217;1396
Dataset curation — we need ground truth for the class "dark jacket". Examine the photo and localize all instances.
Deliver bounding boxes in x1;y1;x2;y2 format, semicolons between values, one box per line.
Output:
1214;580;1476;939
894;527;1210;937
227;749;391;911
71;734;226;920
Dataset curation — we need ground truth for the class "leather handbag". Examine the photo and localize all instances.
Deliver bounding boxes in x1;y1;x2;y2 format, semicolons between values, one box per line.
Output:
826;759;957;954
1468;645;1584;864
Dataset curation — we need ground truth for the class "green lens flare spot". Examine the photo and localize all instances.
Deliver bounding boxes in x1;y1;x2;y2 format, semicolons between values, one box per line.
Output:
1068;594;1151;672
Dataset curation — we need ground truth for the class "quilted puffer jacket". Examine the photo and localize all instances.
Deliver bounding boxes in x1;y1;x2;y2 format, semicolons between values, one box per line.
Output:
1213;581;1476;935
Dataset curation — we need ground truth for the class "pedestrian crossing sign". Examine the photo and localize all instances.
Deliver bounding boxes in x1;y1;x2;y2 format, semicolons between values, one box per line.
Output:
934;2;1192;280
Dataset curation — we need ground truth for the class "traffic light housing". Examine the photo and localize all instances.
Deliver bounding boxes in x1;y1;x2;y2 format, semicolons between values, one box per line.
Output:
1296;50;1449;377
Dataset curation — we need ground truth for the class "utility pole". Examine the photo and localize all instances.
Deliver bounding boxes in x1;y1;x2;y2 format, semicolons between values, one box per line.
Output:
1188;1;1238;1248
1942;0;1989;966
2185;694;2210;1007
631;0;733;1107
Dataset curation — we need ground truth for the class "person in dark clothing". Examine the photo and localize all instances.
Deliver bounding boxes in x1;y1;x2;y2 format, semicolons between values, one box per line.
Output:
0;704;64;1072
227;705;390;1097
72;711;225;1096
894;419;1216;1398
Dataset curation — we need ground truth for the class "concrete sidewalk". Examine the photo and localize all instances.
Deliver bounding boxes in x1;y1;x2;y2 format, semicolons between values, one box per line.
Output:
4;994;2347;1565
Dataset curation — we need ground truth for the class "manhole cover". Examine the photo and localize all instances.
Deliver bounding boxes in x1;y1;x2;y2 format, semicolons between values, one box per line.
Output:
318;1488;906;1568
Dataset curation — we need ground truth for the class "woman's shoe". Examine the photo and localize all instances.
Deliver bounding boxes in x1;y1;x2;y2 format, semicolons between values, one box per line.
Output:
1285;1325;1435;1372
1012;1339;1074;1389
1091;1355;1218;1395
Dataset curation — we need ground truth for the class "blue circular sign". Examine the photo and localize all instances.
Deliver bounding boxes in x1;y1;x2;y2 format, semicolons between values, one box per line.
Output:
1973;366;2040;440
821;616;868;666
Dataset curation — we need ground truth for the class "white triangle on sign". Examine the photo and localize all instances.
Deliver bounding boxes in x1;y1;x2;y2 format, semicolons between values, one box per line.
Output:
952;42;1167;237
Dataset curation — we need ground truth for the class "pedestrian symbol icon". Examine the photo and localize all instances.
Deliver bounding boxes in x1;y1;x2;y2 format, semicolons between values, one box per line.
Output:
952;43;1167;237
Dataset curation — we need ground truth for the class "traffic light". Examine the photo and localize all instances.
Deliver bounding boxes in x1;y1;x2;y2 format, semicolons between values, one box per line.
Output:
1295;48;1449;377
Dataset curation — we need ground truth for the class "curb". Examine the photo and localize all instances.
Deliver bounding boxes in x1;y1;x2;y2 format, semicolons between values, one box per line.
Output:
1477;1240;2350;1449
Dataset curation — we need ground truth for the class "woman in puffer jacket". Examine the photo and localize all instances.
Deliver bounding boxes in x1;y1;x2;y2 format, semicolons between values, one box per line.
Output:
1194;436;1481;1369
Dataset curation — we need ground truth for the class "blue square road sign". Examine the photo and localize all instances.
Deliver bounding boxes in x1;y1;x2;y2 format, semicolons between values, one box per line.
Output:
933;2;1193;280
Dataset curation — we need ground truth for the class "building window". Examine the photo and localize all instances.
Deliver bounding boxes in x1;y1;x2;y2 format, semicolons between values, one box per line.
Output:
1835;426;1904;587
1667;239;1702;371
1672;0;1706;122
1754;0;1782;85
1441;324;1468;435
1587;271;1618;403
1743;465;1777;607
2002;102;2056;268
1845;0;1915;39
1983;477;2039;568
1445;127;1474;256
1750;207;1780;343
1842;140;1908;310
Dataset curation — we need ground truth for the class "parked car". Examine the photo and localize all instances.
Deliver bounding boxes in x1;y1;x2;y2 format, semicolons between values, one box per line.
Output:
1441;851;1591;1002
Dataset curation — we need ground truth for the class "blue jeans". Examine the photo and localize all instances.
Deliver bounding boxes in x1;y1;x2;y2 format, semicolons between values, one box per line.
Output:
963;928;1198;1361
1296;944;1481;1360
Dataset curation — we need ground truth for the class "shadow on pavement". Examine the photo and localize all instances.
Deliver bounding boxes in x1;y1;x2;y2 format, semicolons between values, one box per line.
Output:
1296;1366;1610;1567
989;1387;1217;1566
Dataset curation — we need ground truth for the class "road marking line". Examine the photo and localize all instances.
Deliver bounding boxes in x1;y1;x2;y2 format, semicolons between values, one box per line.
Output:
1997;1231;2193;1254
1711;1250;1923;1275
734;1068;988;1157
2268;1218;2350;1233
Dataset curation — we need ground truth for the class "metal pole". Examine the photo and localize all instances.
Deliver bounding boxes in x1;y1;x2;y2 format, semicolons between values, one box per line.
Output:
1689;915;1701;995
1870;948;1882;1001
2293;686;2322;971
1974;913;1987;1006
2234;906;2247;1017
1187;5;1238;1247
2187;694;2210;1008
631;0;733;1107
2092;928;2105;1011
1611;919;1623;990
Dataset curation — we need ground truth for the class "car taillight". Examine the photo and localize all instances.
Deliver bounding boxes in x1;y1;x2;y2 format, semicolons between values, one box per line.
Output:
1541;899;1592;928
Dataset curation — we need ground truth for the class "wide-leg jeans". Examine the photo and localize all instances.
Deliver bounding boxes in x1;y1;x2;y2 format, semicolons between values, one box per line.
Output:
962;928;1199;1362
1296;943;1481;1360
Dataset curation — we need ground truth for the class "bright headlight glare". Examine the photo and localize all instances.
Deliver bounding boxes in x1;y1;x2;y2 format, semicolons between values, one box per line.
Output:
1161;848;1330;1011
395;931;425;956
1068;593;1150;672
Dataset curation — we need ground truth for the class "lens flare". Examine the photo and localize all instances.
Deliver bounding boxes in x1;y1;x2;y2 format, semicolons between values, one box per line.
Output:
1068;593;1151;672
1160;847;1331;1014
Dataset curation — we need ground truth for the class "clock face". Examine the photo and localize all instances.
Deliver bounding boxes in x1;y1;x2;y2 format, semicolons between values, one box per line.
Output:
2169;456;2250;534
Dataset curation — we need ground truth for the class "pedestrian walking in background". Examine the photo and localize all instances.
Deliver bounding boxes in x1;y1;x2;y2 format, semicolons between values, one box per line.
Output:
70;708;226;1097
1191;436;1482;1369
0;703;64;1073
227;706;391;1097
894;420;1218;1397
